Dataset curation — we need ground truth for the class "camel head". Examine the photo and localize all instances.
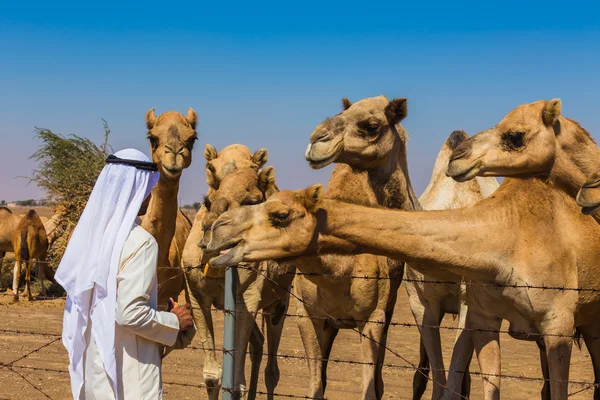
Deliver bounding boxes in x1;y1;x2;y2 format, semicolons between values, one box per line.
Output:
577;170;600;215
207;185;323;267
146;108;198;179
446;99;562;182
305;96;408;169
199;166;279;259
204;144;268;190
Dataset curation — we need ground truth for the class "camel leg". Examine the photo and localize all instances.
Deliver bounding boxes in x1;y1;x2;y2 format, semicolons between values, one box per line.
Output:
12;260;22;302
296;298;336;398
536;340;551;400
0;252;5;291
24;260;33;301
376;273;401;399
469;312;501;400
413;339;430;400
232;294;259;400
264;300;289;399
247;321;264;400
411;302;446;400
189;288;221;400
579;323;600;400
543;331;572;400
358;308;387;400
445;289;474;400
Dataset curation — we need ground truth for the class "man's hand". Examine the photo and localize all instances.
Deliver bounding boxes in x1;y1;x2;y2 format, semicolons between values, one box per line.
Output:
169;298;193;331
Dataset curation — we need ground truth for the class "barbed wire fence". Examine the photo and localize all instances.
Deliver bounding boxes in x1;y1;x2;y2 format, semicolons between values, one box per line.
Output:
1;259;600;399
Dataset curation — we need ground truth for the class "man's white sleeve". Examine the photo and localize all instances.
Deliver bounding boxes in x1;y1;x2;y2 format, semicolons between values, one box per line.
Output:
115;239;180;346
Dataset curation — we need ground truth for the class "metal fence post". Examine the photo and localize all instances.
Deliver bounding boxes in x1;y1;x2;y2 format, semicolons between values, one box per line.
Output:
222;265;237;399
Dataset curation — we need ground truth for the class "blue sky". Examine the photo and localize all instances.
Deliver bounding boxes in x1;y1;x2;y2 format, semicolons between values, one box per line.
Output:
1;1;599;204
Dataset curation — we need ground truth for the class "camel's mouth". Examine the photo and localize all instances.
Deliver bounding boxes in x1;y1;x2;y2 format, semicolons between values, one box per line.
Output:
581;204;600;216
208;240;244;268
446;163;481;183
305;139;343;170
162;166;183;178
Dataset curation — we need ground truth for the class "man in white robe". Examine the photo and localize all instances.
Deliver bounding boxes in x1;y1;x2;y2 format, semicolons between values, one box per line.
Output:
56;149;193;400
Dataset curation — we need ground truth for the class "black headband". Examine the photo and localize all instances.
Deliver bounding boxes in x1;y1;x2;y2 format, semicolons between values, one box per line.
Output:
106;154;158;172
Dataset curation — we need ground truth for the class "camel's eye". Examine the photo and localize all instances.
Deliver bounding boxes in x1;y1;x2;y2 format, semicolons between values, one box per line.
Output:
269;211;291;227
242;198;262;206
503;131;525;150
188;135;198;150
357;120;380;137
148;135;159;150
203;196;212;211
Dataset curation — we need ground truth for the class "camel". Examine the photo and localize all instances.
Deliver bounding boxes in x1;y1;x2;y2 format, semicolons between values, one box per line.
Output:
444;99;600;399
577;170;600;215
182;144;280;399
11;210;48;301
142;108;197;308
206;100;600;400
273;95;414;399
1;208;61;296
410;130;498;399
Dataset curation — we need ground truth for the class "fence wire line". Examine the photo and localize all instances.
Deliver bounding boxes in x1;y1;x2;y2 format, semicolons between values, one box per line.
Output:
1;327;599;397
6;258;600;293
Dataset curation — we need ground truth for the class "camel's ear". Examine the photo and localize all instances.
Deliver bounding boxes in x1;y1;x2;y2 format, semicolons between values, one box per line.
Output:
204;144;218;161
384;98;408;125
206;164;220;190
342;97;353;111
304;184;324;213
258;166;279;198
186;108;198;129
542;99;561;127
146;108;157;130
252;148;268;169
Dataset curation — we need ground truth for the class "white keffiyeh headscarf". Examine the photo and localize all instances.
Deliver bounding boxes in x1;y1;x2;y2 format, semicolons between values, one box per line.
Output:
55;148;159;399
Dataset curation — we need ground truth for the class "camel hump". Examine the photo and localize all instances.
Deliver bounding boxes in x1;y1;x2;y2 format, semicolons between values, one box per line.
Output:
445;130;469;151
24;209;42;224
0;206;12;214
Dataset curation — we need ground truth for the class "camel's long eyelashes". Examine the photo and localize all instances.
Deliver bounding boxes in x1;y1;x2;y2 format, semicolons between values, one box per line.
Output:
148;134;160;150
203;196;212;211
502;131;525;151
269;211;291;227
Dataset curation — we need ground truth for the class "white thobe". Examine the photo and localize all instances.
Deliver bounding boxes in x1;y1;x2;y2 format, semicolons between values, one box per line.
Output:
82;223;180;399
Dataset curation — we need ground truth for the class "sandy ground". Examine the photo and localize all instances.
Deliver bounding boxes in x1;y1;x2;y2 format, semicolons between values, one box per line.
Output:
0;283;596;400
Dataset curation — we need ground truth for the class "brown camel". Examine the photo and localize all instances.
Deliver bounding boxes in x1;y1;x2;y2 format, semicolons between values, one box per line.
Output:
12;210;48;301
181;144;276;399
1;208;59;296
280;95;413;399
410;130;498;399
142;108;197;308
444;99;600;399
207;100;600;400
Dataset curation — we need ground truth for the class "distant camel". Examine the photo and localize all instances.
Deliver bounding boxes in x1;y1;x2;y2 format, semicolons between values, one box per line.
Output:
12;210;48;301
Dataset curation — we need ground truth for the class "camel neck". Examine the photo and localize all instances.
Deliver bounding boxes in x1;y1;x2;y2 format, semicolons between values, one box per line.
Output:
314;190;517;280
549;117;600;198
141;175;180;264
326;132;421;211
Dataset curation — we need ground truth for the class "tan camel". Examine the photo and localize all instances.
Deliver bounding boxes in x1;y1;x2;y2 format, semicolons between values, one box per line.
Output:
410;130;498;399
142;108;197;308
444;99;600;399
577;170;600;215
207;100;600;400
279;95;413;399
181;144;277;399
12;210;48;301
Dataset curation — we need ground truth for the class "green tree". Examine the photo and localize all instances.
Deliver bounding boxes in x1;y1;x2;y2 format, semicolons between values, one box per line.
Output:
30;124;111;262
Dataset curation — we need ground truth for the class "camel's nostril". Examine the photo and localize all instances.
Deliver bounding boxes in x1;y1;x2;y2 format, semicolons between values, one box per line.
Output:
311;131;332;144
